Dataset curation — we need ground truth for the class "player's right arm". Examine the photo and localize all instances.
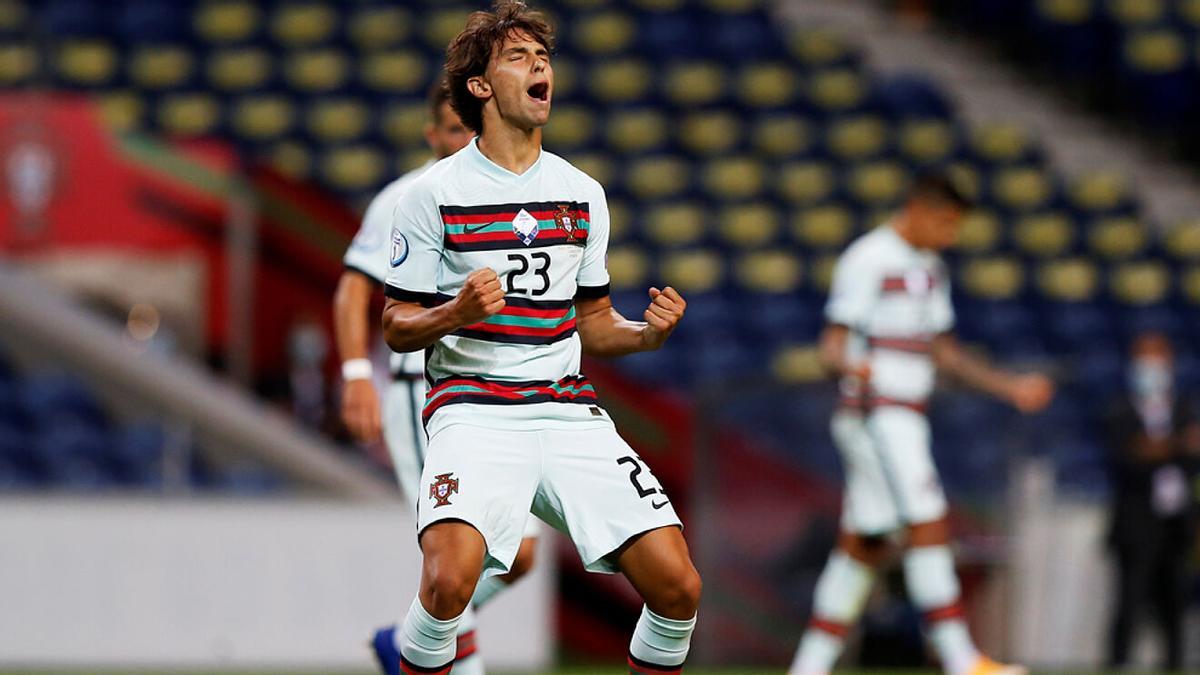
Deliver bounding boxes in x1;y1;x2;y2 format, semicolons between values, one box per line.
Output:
818;324;870;380
333;270;382;442
820;245;877;381
383;269;505;352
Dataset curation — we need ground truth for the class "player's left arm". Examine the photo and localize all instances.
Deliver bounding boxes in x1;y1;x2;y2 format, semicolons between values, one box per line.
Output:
931;333;1055;413
576;287;686;357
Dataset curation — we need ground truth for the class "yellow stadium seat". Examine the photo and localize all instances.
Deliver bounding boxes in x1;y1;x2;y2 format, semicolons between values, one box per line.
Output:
630;0;686;10
807;69;868;113
379;101;427;149
703;157;766;200
397;149;432;175
953;209;1002;254
575;10;636;55
751;116;812;159
606;109;668;154
1037;0;1093;24
678;111;743;156
1087;217;1148;259
1068;169;1133;213
626;156;690;200
97;91;145;133
776;161;837;206
772;343;826;384
305;98;369;143
424;8;473;52
231;94;295;142
1110;261;1171;305
1106;0;1165;26
703;0;764;11
267;140;312;180
735;250;804;293
194;1;260;44
1180;266;1200;305
664;62;727;107
1165;219;1200;262
787;30;854;68
991;166;1054;212
0;43;38;87
127;45;194;90
970;122;1034;164
284;48;349;93
1180;0;1200;29
0;0;27;33
607;246;652;290
321;145;386;192
659;249;725;294
551;55;578;101
1124;29;1186;74
736;62;798;109
608;198;632;242
543;105;596;152
54;40;118;87
269;2;337;47
809;253;839;292
347;6;411;50
716;202;780;248
156;92;221;137
945;162;983;202
557;0;608;9
645;202;707;248
960;256;1025;300
1036;258;1100;302
826;115;889;161
1013;211;1076;258
791;204;855;250
898;119;957;165
206;47;272;92
565;153;615;187
846;161;910;207
360;50;428;95
589;59;653;104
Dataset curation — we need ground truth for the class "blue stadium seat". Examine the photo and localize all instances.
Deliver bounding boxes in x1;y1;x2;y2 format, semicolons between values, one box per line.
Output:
117;0;190;42
872;74;956;120
20;373;108;430
39;0;108;37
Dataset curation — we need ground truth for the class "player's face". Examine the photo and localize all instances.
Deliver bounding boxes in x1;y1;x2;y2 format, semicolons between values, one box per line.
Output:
425;101;473;159
484;32;552;131
910;200;964;251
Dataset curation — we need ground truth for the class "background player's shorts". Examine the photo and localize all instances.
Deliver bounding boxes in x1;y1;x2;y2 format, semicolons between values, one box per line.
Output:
415;419;681;577
832;406;947;534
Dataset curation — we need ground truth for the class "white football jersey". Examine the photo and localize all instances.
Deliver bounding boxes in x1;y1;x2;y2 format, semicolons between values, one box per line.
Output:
825;224;955;406
343;160;435;376
385;138;610;432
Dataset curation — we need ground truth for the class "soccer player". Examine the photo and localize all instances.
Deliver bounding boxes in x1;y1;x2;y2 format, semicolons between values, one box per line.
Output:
789;175;1055;675
333;82;538;675
381;2;701;674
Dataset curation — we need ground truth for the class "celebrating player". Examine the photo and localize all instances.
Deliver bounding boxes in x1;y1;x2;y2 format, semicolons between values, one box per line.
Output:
333;82;539;675
381;2;701;674
789;175;1055;675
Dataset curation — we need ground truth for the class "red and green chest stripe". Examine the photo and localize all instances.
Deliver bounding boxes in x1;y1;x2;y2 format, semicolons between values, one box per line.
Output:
440;201;590;252
423;374;598;421
455;296;577;345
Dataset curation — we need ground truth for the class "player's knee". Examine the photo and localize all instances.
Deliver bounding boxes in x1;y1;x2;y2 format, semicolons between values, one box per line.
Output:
654;565;702;618
422;561;478;617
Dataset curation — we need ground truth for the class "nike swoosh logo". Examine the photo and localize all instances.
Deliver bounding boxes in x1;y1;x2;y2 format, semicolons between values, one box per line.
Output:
651;500;670;510
462;222;499;235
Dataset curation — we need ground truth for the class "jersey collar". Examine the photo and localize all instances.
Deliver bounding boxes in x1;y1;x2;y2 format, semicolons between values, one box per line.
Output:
466;137;543;180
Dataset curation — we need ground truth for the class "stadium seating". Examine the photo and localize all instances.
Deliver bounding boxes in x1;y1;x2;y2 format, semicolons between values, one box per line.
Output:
20;0;1193;498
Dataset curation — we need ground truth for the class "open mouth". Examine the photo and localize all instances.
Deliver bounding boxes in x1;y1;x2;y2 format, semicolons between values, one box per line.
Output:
527;82;549;102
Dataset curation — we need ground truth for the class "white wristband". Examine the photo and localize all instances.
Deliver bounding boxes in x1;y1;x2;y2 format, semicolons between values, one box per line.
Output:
341;358;373;382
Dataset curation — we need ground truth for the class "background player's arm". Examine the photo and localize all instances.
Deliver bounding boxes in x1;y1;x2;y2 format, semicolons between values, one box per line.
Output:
333;270;382;442
818;324;870;380
931;333;1054;413
383;269;505;353
576;286;686;357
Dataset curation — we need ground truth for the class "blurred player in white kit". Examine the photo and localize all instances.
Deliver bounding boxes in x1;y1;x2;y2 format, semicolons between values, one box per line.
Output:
789;175;1055;675
333;81;539;675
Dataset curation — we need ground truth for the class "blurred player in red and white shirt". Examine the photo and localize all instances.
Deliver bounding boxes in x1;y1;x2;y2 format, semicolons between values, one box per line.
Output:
789;175;1055;675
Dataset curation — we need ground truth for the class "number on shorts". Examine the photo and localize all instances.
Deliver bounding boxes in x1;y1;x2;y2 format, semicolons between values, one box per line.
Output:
617;456;658;499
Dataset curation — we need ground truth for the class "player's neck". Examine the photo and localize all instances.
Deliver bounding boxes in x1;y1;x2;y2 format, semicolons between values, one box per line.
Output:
892;216;923;249
477;123;542;176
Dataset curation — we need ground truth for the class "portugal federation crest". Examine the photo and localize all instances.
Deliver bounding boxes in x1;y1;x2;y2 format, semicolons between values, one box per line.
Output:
429;472;459;508
553;204;585;245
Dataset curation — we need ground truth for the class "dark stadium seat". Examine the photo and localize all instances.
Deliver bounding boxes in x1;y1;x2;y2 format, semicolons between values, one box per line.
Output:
20;373;108;431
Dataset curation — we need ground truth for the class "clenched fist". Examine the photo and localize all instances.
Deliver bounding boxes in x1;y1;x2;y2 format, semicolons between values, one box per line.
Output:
1008;373;1055;414
452;268;506;325
641;286;686;350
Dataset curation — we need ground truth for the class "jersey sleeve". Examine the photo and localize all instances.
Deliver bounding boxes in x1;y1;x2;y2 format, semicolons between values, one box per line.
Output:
384;180;443;305
929;263;956;333
342;185;396;283
575;184;611;297
824;246;879;329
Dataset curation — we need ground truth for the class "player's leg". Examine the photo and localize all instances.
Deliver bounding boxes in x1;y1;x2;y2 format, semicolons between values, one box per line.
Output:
395;424;540;675
471;528;538;608
790;410;896;675
532;423;698;672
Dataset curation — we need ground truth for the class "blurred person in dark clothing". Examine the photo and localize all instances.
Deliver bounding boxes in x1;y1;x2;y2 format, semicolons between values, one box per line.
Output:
1105;332;1200;672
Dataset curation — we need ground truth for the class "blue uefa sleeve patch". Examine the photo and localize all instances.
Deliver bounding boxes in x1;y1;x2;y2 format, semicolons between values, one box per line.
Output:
390;230;409;267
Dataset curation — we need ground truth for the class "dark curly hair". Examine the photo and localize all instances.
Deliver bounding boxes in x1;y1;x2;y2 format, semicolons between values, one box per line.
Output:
444;1;555;133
